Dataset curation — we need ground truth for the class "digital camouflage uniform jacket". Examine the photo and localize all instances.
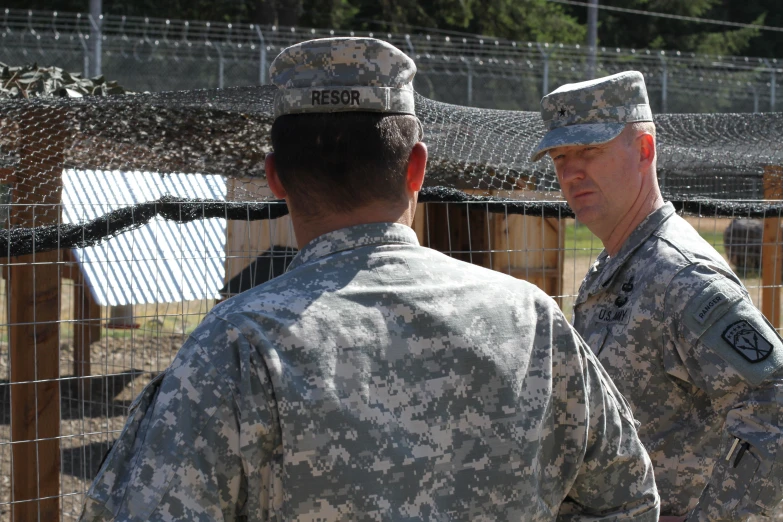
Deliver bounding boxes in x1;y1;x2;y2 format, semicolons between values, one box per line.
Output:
81;222;659;521
573;203;783;521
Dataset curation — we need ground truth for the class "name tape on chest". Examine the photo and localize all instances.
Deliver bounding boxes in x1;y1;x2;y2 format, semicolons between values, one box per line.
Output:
722;320;774;363
311;89;361;106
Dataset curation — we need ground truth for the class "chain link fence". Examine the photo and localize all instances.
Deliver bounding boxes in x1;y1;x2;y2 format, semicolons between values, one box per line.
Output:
0;8;781;112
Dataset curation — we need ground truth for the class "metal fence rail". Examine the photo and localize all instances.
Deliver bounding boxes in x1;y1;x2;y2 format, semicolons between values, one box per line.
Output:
0;8;780;112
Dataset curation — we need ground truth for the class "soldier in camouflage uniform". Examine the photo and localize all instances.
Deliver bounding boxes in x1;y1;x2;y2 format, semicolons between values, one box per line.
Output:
80;40;659;521
532;70;783;521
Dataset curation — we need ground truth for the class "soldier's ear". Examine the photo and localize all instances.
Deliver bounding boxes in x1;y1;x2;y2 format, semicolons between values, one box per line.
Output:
638;133;655;171
265;153;288;200
406;142;427;193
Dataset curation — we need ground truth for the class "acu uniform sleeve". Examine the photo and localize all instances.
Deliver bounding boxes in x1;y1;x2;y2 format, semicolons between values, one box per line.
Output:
79;336;245;522
553;313;660;522
666;265;783;521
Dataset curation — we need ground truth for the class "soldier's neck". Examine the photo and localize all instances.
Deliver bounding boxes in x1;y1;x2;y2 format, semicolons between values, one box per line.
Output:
291;199;417;249
602;188;665;257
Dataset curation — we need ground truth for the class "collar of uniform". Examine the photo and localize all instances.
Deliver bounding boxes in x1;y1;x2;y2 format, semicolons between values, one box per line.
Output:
583;202;676;297
287;222;420;271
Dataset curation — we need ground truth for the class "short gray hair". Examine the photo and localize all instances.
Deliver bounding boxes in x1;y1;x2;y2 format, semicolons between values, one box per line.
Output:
625;121;656;142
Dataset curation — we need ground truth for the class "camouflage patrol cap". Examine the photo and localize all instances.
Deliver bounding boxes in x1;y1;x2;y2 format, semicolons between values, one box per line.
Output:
269;37;418;119
531;70;653;162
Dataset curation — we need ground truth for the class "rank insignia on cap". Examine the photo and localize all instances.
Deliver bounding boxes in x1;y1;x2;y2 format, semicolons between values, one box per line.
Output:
722;320;774;363
531;70;653;162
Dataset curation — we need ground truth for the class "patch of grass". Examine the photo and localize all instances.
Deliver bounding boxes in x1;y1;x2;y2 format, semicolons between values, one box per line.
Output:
695;229;726;257
564;220;602;253
564;220;728;257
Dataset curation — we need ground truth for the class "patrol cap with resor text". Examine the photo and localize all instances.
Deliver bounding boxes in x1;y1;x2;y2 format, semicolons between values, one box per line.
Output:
269;37;418;119
530;70;653;162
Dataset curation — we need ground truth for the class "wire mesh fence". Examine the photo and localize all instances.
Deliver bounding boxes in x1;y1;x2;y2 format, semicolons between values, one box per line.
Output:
0;8;781;112
1;10;783;518
2;199;783;520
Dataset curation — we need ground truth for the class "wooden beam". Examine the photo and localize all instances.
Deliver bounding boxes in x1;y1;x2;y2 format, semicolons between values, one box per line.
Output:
411;202;426;245
9;250;61;519
58;250;78;281
546;216;566;309
9;108;66;521
762;165;783;329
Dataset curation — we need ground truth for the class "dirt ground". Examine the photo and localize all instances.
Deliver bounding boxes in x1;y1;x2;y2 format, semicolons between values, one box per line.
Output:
1;214;781;519
0;333;188;521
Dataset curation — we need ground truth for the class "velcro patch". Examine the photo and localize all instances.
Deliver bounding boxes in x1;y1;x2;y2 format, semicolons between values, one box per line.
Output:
722;320;774;363
694;292;728;324
679;272;783;388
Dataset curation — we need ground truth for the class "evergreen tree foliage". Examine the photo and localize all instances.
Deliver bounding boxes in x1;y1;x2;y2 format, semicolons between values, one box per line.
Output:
4;0;780;57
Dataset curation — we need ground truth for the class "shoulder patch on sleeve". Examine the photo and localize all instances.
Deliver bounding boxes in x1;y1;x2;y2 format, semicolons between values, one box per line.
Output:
722;320;774;363
694;291;729;325
681;275;745;338
680;275;783;388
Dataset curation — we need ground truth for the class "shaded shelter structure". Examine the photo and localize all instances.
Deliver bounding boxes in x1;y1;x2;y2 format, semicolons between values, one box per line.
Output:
62;169;227;308
61;168;227;372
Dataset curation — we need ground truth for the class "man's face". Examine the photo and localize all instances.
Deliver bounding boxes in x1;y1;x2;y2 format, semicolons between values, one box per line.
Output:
548;131;642;236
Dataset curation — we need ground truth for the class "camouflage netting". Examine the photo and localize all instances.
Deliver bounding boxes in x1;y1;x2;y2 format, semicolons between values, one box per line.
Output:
1;82;783;256
0;62;127;99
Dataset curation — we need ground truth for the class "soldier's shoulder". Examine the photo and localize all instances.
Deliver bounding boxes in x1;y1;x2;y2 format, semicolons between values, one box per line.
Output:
664;261;748;336
425;249;568;324
426;246;557;296
180;313;267;398
653;212;730;268
210;262;320;317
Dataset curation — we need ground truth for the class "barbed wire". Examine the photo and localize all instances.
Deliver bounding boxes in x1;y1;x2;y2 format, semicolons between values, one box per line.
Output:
1;8;780;67
0;8;779;113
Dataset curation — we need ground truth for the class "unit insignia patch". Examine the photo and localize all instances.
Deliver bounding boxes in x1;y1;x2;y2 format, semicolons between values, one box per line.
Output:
722;320;774;363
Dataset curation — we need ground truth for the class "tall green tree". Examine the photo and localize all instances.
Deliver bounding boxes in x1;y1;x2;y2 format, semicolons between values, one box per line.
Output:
299;0;358;29
349;0;586;44
4;0;583;43
567;0;775;57
1;0;255;23
705;0;782;57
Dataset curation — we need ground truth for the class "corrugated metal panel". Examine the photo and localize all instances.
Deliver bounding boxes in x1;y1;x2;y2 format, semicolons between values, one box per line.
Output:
62;169;227;306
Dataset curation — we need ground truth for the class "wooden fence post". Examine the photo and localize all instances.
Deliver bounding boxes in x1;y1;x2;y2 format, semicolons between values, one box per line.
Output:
9;108;66;521
762;165;783;329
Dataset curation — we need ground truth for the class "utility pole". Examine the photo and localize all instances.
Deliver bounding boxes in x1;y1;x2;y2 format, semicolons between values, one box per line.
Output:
587;0;598;79
89;0;102;77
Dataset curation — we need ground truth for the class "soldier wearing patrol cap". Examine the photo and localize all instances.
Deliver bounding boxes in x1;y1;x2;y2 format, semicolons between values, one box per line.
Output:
80;41;658;521
533;70;783;521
